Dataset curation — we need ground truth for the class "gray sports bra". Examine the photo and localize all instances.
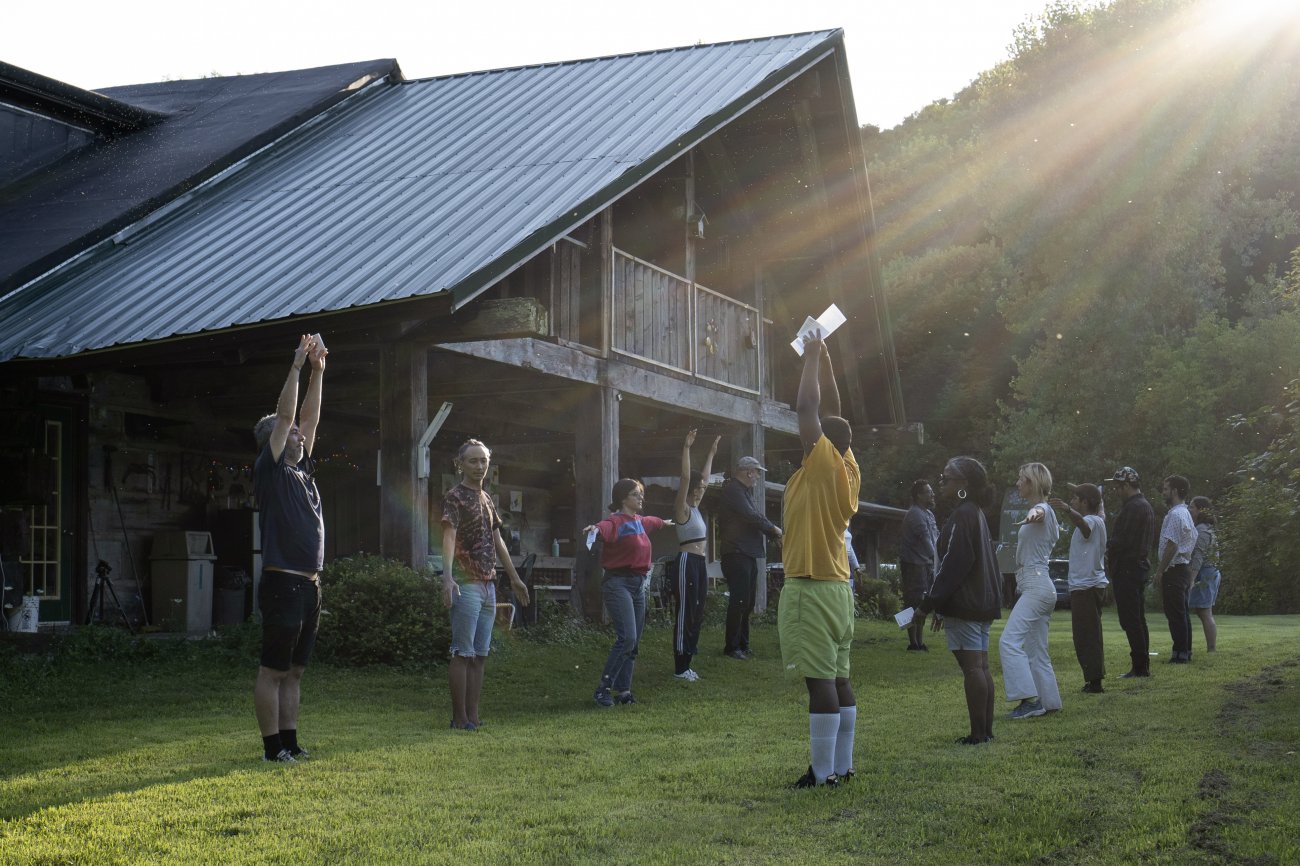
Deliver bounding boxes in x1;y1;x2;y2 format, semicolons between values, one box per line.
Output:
676;506;707;545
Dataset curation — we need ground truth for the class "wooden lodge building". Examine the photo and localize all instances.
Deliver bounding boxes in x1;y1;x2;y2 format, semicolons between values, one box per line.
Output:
0;31;907;630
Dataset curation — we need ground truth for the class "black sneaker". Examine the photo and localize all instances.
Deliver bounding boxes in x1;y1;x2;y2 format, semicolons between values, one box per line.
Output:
615;691;638;705
262;748;296;763
1120;669;1151;679
594;687;614;708
287;746;312;759
1081;681;1104;694
790;765;838;788
725;650;749;661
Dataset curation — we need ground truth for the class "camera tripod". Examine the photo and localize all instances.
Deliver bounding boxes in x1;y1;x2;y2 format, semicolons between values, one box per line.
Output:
86;560;134;633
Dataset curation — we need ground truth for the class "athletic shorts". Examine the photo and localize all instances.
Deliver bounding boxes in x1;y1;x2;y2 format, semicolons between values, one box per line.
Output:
944;616;991;652
259;570;322;671
777;578;854;680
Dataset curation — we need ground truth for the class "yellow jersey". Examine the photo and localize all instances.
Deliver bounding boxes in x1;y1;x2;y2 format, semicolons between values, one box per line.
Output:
782;435;860;581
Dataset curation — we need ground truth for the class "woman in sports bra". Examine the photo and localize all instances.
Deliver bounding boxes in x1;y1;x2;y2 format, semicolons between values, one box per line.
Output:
669;429;719;682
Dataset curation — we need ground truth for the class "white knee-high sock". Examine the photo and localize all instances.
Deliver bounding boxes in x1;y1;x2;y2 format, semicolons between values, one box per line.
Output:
809;713;839;782
834;706;856;776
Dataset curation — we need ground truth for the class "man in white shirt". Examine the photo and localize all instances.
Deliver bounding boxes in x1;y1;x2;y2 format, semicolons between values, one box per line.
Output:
1155;475;1198;663
1051;484;1108;693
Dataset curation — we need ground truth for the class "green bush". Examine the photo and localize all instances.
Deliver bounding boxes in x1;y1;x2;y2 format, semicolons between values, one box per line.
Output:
315;555;449;667
855;577;902;620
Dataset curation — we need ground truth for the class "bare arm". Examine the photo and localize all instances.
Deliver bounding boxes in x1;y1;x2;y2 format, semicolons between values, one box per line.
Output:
270;335;313;461
796;335;825;454
495;530;529;606
1154;537;1177;584
441;524;460;608
1049;498;1090;538
819;344;841;418
701;435;719;484
299;337;327;457
675;430;696;524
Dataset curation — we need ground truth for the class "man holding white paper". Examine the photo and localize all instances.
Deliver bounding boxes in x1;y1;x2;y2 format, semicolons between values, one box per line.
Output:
779;332;860;788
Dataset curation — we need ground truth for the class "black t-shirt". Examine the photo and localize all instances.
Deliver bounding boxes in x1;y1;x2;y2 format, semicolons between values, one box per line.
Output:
254;443;324;572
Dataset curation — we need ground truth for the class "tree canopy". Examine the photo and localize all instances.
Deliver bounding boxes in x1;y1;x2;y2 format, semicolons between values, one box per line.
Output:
863;0;1300;609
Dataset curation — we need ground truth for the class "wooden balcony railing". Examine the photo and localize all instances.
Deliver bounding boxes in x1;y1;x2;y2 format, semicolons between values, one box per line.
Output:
611;249;762;394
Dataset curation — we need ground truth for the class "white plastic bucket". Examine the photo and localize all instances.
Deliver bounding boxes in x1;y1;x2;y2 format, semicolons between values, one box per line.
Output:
9;596;39;632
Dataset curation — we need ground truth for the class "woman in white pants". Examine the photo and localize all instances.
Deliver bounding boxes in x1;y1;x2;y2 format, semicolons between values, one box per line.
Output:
1000;462;1063;719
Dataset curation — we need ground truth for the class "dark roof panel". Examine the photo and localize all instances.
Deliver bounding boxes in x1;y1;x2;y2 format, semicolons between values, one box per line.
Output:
0;31;844;361
0;60;399;295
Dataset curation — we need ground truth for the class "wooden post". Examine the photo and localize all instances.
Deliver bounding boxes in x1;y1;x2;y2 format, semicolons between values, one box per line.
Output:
598;208;613;358
379;342;429;568
860;526;880;581
684;153;697;378
573;383;619;620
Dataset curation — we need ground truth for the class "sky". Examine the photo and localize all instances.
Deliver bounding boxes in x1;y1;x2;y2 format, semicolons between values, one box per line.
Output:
4;0;1075;130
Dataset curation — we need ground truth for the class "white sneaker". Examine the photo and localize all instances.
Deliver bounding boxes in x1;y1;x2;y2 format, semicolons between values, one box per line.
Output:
674;669;700;682
686;669;700;681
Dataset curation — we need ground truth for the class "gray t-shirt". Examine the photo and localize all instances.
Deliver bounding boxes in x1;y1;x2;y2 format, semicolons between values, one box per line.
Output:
1015;503;1058;571
1067;513;1108;590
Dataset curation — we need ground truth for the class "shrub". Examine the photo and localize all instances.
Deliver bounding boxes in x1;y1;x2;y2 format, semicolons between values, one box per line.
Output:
855;577;902;620
315;555;449;667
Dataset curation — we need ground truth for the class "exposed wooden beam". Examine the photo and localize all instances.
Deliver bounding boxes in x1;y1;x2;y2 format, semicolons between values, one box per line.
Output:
436;337;799;435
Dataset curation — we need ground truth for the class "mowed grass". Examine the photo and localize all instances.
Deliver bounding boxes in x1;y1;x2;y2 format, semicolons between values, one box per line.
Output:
2;609;1298;865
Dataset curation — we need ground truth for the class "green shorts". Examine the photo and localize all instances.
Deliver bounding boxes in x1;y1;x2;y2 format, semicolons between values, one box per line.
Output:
777;578;854;680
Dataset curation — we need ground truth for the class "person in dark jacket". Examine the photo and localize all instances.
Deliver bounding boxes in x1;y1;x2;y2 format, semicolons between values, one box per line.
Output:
914;456;1003;745
716;456;783;659
1104;466;1156;677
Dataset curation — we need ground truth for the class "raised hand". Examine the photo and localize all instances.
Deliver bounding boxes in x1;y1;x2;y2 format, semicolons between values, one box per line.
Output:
308;333;328;371
293;334;314;370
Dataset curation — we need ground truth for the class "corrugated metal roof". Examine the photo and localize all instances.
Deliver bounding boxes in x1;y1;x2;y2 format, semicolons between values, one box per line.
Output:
0;30;844;361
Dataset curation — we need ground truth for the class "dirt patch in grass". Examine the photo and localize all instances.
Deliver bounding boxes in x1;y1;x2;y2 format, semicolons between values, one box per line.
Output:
1185;657;1300;866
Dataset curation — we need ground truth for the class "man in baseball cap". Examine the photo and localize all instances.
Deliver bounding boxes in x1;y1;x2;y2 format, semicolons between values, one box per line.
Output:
1104;466;1156;677
716;455;781;660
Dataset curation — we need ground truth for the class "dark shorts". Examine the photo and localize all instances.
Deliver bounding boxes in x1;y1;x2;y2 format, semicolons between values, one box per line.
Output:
259;570;322;671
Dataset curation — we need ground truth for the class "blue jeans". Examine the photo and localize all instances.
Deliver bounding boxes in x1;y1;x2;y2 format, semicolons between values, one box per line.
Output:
600;572;647;692
449;581;496;658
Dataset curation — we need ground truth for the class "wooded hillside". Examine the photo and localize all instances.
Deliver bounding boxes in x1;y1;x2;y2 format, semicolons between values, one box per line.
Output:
863;0;1300;610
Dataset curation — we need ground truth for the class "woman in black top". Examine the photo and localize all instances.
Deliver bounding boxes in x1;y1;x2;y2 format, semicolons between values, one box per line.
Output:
914;456;1003;745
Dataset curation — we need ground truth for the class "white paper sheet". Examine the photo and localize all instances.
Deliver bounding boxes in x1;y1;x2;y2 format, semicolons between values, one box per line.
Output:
790;304;847;355
894;607;915;628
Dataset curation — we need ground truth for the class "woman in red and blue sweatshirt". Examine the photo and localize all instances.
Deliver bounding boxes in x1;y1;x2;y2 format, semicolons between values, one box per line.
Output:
584;478;673;707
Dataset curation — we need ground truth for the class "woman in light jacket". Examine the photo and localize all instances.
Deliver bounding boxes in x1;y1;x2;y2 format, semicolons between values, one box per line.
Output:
999;462;1063;720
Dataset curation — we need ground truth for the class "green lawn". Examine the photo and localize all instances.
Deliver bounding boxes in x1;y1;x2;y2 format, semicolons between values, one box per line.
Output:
2;611;1298;865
